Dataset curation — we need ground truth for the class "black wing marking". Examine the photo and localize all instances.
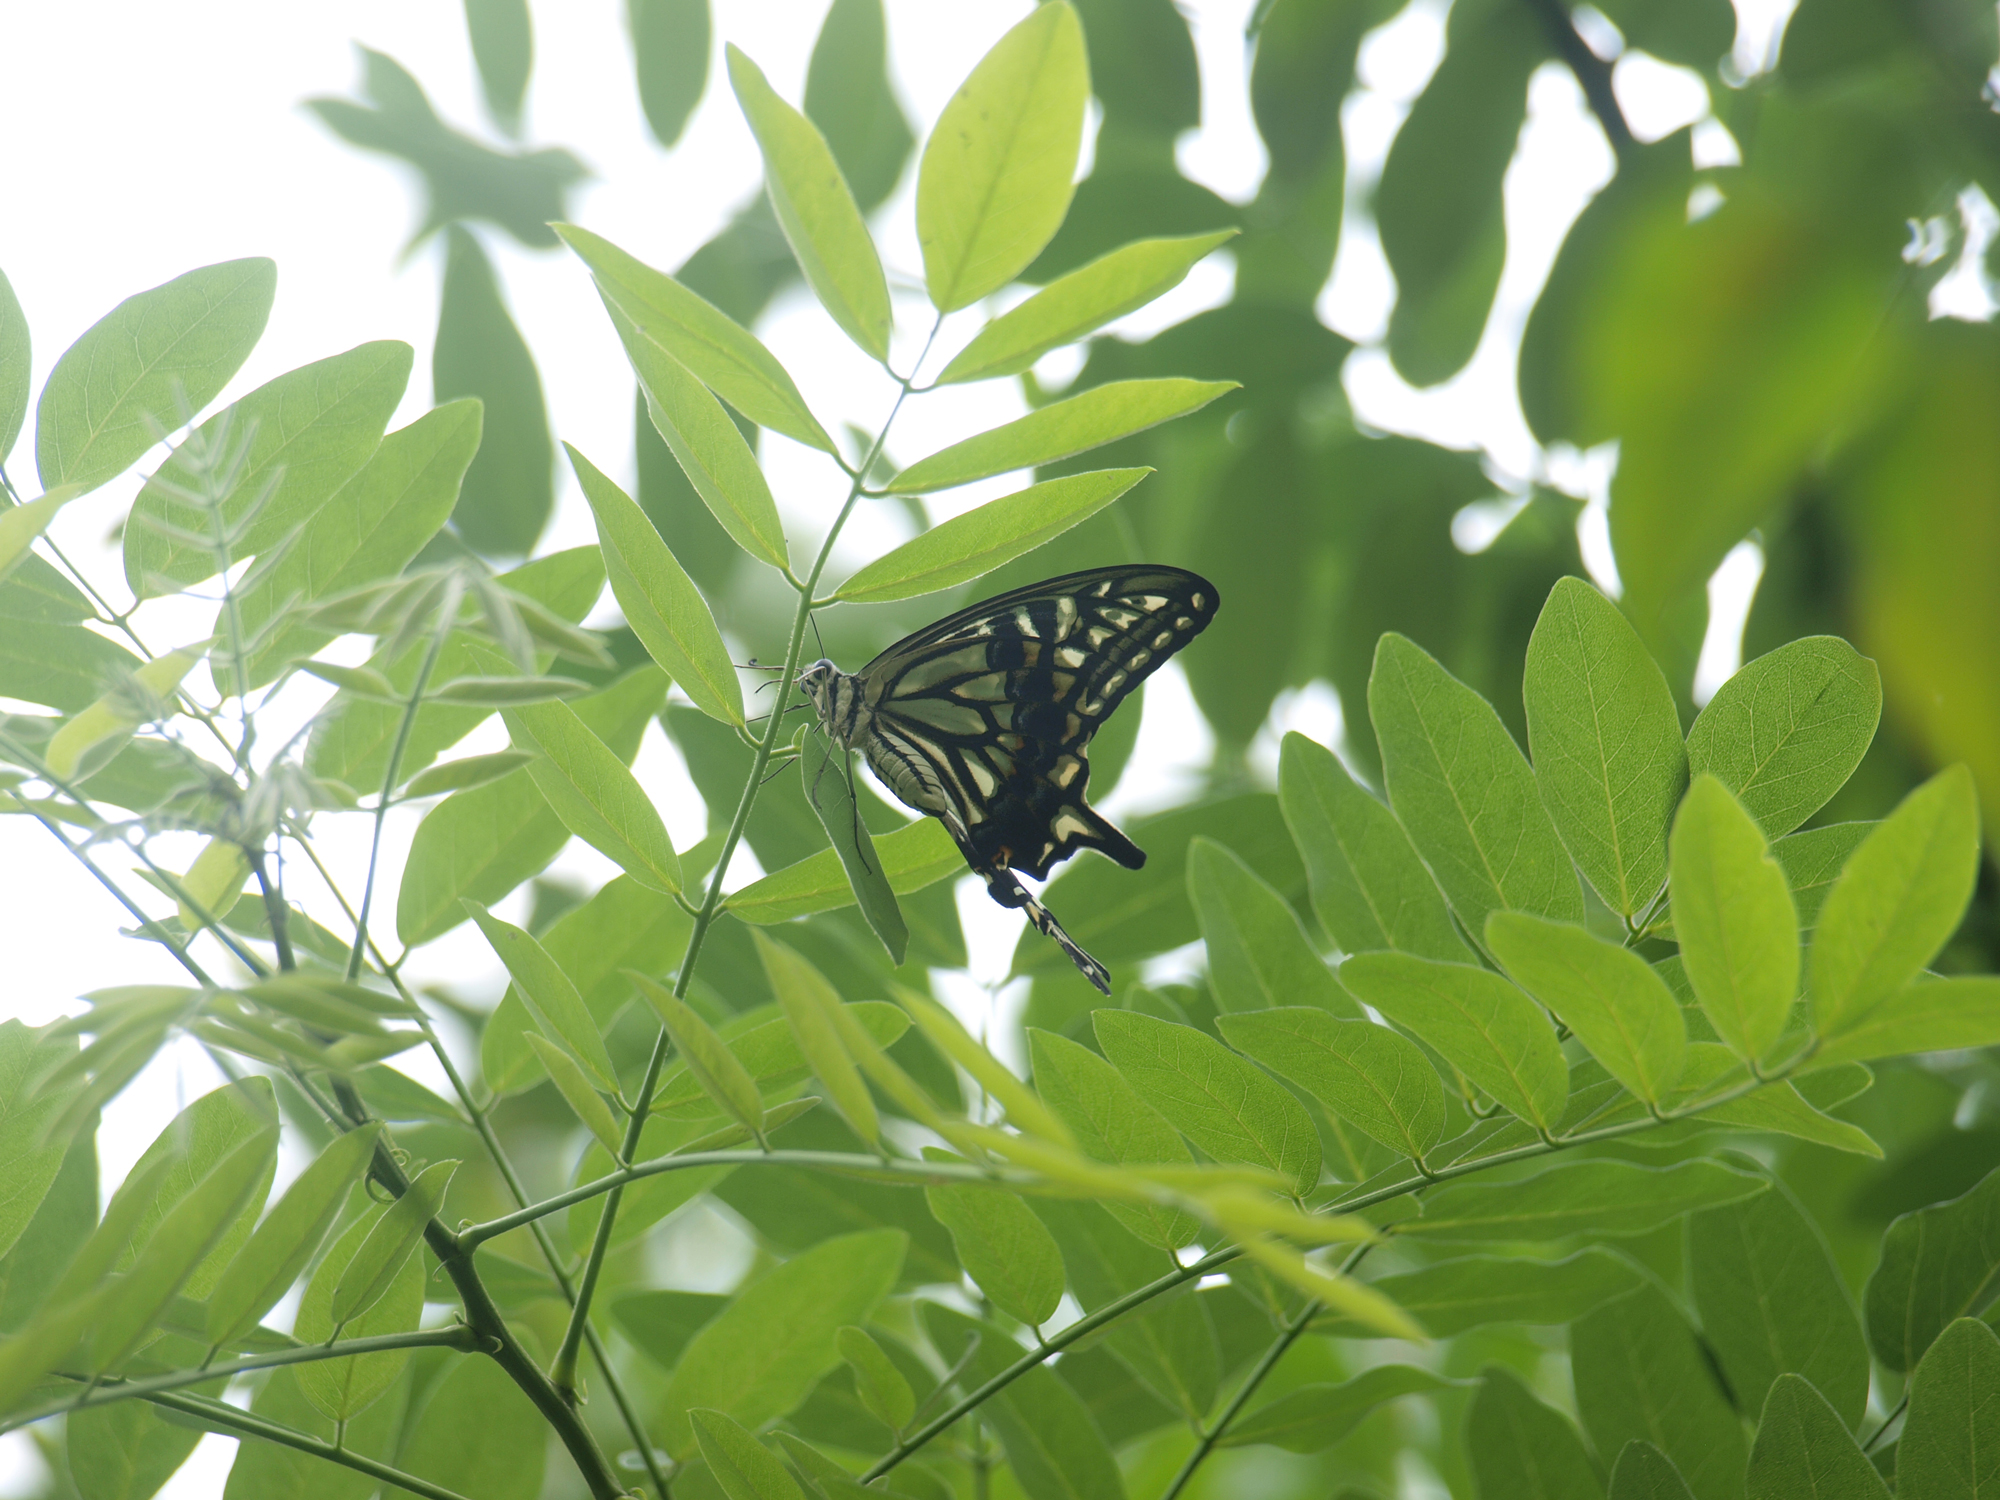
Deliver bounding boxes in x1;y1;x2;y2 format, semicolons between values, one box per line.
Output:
856;566;1219;882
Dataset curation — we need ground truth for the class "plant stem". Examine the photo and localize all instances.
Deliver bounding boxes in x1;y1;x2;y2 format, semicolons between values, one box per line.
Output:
1521;0;1633;157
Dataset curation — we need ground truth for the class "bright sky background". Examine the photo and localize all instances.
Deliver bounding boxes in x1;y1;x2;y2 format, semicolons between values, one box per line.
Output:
0;0;1910;1490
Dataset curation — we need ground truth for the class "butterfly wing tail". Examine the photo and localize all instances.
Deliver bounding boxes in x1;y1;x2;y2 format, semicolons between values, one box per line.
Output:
1021;890;1112;995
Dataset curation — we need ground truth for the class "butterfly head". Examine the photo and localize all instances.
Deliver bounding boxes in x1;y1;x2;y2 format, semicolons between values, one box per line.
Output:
795;658;842;724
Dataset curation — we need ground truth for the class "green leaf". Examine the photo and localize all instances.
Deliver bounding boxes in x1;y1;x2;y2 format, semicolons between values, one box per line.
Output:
523;1033;624;1156
650;1001;907;1120
1688;1177;1869;1428
1670;775;1801;1063
836;1325;914;1432
1029;1028;1198;1250
1369;632;1583;940
125;340;412;597
1807;975;2000;1069
935;231;1238;384
1574;1282;1748;1500
557;222;835;454
395;1347;545;1500
114;1078;279;1301
754;932;879;1150
1404;1158;1767;1242
1524;576;1687;915
662;1228;906;1456
1277;731;1471;963
1188;837;1351;1015
503;675;683;895
804;0;912;213
464;901;620;1090
91;1131;275;1371
631;972;766;1135
221;1361;407;1500
0;1021;81;1260
1771;822;1873;933
898;987;1069;1145
1220;1364;1457;1452
1463;1365;1603;1500
569;442;742;725
629;0;709;147
693;1409;804;1500
916;2;1089;312
1318;1247;1642;1339
403;748;537;797
614;1288;728;1369
924;1302;1128;1500
1093;1009;1320;1196
423;674;591;707
466;0;531;130
885;379;1234;493
0;620;139;713
566;1115;735;1249
725;816;960;924
728;46;890;362
1899;1317;2000;1498
1686;637;1882;838
0;488;78;587
228;400;479;683
1611;1443;1700;1500
37;258;274;496
836;468;1149;602
70;1402;207;1500
1864;1163;2000;1373
0;268;27;463
1808;765;1981;1037
800;730;906;964
329;1159;455;1326
1745;1375;1888;1500
924;1155;1066;1325
205;1123;383;1350
1486;910;1687;1104
1338;951;1568;1130
1216;1008;1444;1163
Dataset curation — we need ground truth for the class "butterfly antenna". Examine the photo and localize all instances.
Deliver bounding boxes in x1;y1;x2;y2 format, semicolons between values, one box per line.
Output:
809;611;827;659
841;751;873;877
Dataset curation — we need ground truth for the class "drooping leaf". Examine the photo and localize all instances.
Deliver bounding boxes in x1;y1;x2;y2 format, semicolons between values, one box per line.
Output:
725;816;960;924
897;986;1069;1144
800;729;906;964
465;900;620;1090
754;931;878;1150
1216;1008;1444;1163
1685;637;1882;838
631;972;765;1136
523;1033;625;1157
916;2;1090;312
629;0;709;147
650;1001;908;1121
924;1152;1066;1326
837;1325;915;1433
37;258;274;496
1369;632;1583;940
884;379;1233;493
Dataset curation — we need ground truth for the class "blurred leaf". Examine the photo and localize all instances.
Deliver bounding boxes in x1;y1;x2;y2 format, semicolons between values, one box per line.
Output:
804;0;912;212
837;1326;914;1433
1671;776;1801;1062
917;3;1089;312
1277;731;1471;963
936;233;1235;385
1807;976;2000;1069
1189;837;1352;1015
37;258;273;496
1218;1008;1444;1162
1025;163;1240;284
727;815;959;924
693;1409;803;1500
629;0;709;147
1898;1317;2000;1497
1221;1365;1454;1453
1094;1009;1320;1195
434;228;551;554
924;1302;1128;1500
1809;765;1980;1036
1404;1159;1766;1242
1688;1179;1869;1429
614;1288;729;1369
1376;0;1544;386
800;730;906;964
115;1078;279;1302
69;1402;208;1500
1685;636;1882;839
221;1363;409;1500
924;1153;1066;1325
886;380;1233;493
1075;0;1198;140
1339;952;1569;1130
0;1023;83;1260
651;1002;906;1121
1576;1283;1749;1500
1771;822;1872;934
1864;1163;2000;1373
729;46;890;362
1371;633;1583;940
632;972;765;1135
466;901;619;1089
464;0;531;133
1486;911;1687;1104
1318;1247;1642;1339
0;268;26;463
125;340;411;597
0;1118;95;1335
1525;576;1687;914
1462;1365;1602;1499
1745;1375;1888;1499
404;747;536;797
567;1114;734;1248
396;1348;544;1500
524;1032;624;1156
307;48;584;247
837;468;1149;602
897;986;1069;1144
662;1228;906;1457
47;645;204;782
1594;0;1737;71
329;1159;454;1326
0;488;77;587
754;931;879;1150
559;222;834;455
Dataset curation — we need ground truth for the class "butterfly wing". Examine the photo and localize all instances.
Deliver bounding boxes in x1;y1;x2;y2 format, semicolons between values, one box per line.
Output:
853;566;1219;881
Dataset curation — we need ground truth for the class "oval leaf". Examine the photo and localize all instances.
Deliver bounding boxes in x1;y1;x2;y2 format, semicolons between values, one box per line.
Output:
1217;1008;1446;1163
630;971;766;1136
329;1158;456;1327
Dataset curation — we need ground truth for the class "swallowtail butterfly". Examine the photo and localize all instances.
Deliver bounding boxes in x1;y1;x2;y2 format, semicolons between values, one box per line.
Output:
798;565;1219;993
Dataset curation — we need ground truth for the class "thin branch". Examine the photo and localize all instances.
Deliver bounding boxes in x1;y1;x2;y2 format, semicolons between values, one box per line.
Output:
11;1327;480;1434
1521;0;1634;157
1862;1392;1908;1453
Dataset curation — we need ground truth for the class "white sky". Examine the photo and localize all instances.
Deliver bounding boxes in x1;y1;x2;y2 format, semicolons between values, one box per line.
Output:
0;0;1886;1490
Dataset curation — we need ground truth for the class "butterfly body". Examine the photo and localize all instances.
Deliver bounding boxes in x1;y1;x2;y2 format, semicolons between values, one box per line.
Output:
799;565;1219;993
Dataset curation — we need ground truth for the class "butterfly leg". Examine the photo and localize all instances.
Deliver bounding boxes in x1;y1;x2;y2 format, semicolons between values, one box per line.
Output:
977;865;1111;996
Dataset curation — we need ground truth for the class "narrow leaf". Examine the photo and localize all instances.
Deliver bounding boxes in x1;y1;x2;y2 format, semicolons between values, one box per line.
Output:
1189;836;1352;1014
724;816;959;924
404;748;538;796
899;986;1070;1145
1315;1247;1642;1338
429;674;591;706
837;1325;914;1432
800;729;906;963
1404;1158;1767;1242
524;1033;625;1157
329;1159;456;1326
1235;1234;1425;1340
630;971;766;1135
753;932;878;1150
464;900;620;1090
693;1408;805;1500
